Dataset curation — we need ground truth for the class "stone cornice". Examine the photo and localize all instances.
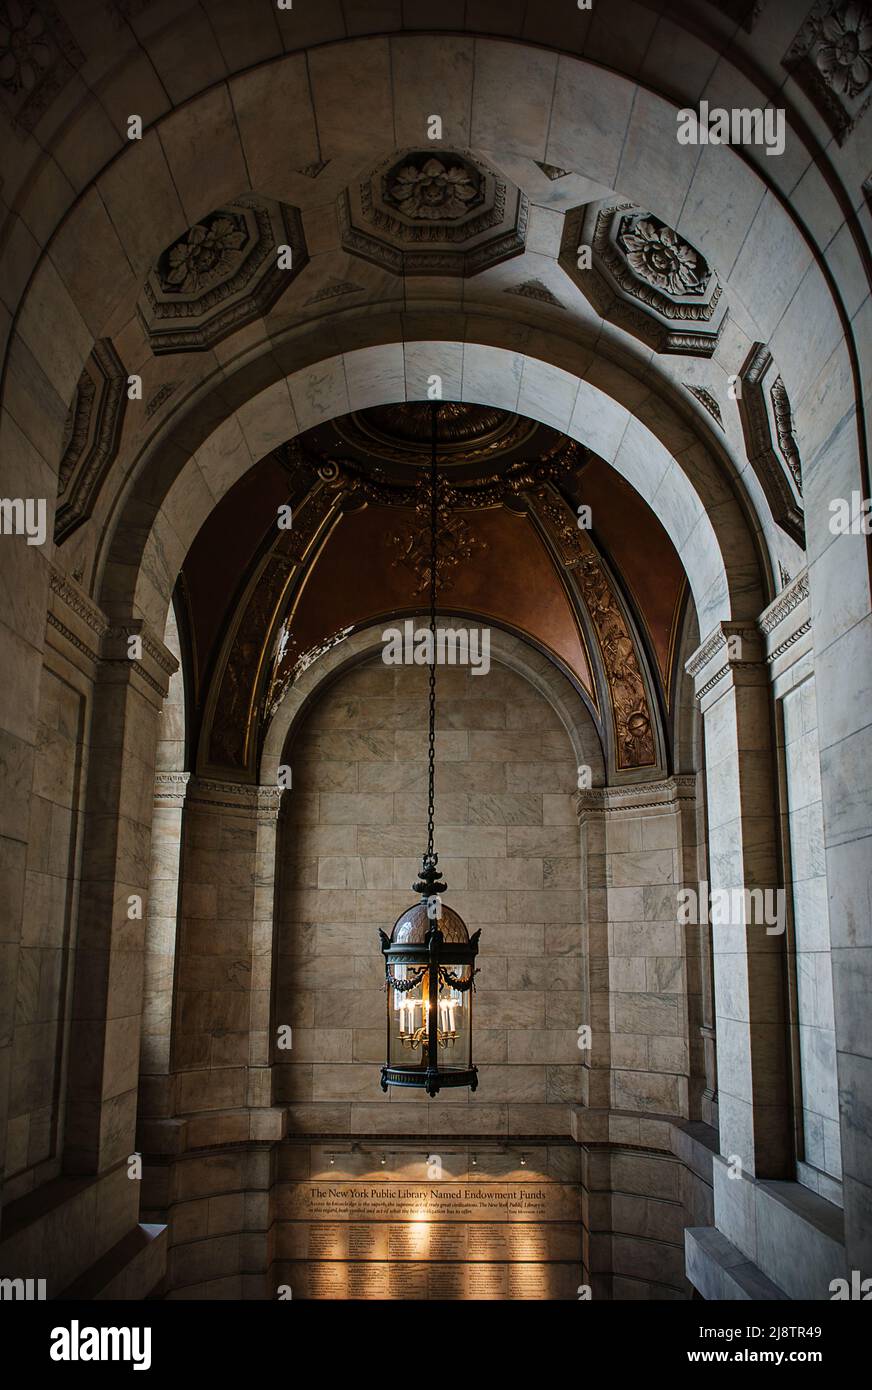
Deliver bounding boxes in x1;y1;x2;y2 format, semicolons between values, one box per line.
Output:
758;569;808;635
105;621;178;678
47;568;178;698
186;776;285;817
757;569;811;670
685;621;764;703
49;565;108;637
154;771;191;808
576;774;696;816
45;612;98;666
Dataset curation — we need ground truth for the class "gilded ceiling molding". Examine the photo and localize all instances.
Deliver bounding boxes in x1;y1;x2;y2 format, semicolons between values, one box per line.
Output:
296;426;585;507
736;342;804;546
390;474;487;595
203;478;339;777
527;486;659;773
559;201;726;356
55;339;128;544
200;425;592;778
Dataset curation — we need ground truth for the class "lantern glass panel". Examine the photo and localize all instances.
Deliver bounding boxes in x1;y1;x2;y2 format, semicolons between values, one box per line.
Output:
388;962;473;1072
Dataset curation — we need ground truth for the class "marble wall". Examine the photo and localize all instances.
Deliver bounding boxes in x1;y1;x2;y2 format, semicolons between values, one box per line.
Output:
4;668;83;1201
782;677;841;1189
274;654;585;1135
579;779;702;1123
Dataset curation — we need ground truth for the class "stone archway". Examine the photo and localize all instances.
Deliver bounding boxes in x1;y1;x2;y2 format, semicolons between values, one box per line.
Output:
1;9;869;1302
102;332;762;636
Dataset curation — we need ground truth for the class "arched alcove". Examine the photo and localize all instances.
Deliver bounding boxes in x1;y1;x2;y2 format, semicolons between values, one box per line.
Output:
1;3;868;1309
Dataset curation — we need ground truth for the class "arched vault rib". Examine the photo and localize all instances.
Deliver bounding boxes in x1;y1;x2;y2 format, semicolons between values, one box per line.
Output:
261;618;606;793
97;330;764;663
2;34;857;628
190;447;671;786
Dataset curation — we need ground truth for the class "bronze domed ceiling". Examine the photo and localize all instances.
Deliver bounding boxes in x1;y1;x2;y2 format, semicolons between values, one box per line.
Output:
306;402;558;487
179;403;688;782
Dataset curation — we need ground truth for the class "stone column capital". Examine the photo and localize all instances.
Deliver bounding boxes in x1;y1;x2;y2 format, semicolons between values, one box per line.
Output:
685;621;766;708
757;568;811;676
186;776;285;820
101;617;178;705
154;771;191;809
575;774;696;819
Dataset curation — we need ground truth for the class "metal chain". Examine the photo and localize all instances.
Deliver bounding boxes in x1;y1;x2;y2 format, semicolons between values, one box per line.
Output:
427;401;438;860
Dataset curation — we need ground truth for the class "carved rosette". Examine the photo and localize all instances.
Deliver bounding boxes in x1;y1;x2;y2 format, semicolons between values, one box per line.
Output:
339;147;529;277
736;342;804;546
0;0;83;135
559;201;726;356
782;1;872;143
139;194;309;354
55;339;128;543
527;487;658;771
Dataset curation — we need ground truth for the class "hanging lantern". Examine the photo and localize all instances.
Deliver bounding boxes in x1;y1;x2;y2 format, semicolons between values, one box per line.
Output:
379;404;480;1097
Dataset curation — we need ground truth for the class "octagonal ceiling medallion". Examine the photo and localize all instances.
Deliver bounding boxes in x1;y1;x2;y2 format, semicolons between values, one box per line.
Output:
139;193;309;353
560;200;726;356
339;148;529;277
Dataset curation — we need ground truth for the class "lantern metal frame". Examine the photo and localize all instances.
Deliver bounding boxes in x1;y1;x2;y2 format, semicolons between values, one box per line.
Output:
379;856;480;1097
377;402;481;1097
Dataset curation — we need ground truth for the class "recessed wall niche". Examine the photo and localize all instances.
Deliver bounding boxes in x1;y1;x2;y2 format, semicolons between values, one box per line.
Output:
273;655;584;1132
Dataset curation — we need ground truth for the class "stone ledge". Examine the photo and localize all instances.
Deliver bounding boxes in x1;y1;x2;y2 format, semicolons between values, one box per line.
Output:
60;1223;167;1301
685;1227;787;1300
670;1120;719;1184
0;1167;139;1297
713;1156;846;1300
571;1107;710;1157
140;1108;288;1156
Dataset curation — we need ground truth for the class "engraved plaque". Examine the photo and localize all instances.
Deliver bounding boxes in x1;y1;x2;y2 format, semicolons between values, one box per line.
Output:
278;1172;582;1300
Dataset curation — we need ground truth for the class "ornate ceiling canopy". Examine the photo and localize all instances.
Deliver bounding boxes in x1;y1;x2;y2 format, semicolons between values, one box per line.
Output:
178;405;687;787
332;402;540;474
300;401;578;491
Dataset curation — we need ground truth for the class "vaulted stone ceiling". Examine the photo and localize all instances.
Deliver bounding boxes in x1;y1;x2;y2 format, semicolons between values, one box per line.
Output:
179;403;687;782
